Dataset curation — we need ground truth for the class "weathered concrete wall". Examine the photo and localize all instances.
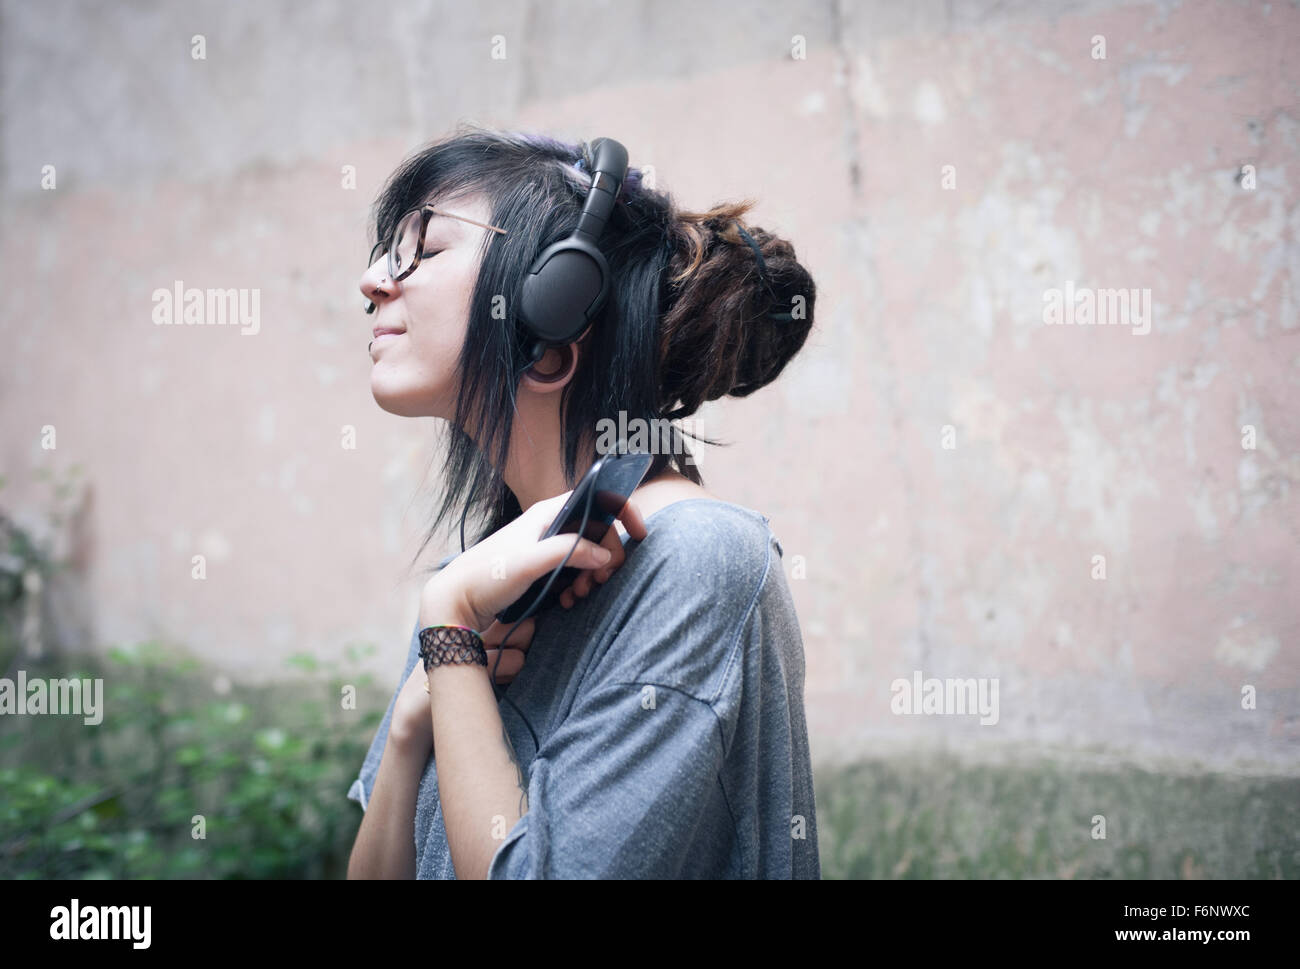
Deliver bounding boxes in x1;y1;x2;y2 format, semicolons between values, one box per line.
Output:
1;0;1297;777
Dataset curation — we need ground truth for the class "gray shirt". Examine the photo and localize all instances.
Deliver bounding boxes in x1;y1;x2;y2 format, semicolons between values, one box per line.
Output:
347;497;821;878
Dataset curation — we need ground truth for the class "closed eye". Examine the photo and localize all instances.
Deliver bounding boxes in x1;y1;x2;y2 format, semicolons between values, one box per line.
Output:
422;250;444;259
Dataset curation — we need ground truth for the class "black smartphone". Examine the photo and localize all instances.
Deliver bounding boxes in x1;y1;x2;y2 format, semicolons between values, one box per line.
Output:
495;450;655;624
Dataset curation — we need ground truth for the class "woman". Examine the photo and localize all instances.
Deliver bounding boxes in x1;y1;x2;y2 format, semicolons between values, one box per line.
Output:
345;124;820;879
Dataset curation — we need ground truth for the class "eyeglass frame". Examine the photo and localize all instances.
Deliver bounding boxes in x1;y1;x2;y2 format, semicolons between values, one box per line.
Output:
363;206;509;314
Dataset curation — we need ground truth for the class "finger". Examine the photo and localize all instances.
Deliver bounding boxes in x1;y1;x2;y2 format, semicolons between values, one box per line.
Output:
573;568;594;598
533;533;614;574
618;496;649;542
592;527;626;582
480;617;536;651
560;587;575;609
484;647;526;681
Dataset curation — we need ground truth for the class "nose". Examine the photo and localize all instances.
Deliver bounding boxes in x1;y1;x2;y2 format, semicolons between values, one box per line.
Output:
360;255;393;314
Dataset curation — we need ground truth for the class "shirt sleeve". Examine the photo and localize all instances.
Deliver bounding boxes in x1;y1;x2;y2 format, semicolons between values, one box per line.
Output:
485;679;728;879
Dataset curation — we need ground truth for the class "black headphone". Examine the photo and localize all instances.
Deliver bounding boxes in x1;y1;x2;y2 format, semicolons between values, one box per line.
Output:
517;136;629;367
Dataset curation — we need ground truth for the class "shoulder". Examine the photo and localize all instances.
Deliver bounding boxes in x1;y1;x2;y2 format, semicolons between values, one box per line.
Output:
630;498;778;580
601;499;784;701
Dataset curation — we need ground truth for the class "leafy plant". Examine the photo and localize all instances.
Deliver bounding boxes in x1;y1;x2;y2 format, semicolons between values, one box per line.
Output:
0;638;386;879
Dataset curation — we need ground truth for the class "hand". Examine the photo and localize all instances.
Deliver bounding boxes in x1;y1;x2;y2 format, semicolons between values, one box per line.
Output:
556;515;637;610
420;490;649;633
391;618;537;752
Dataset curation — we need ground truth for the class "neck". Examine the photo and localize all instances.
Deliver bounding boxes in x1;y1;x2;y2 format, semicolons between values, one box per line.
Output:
497;391;596;511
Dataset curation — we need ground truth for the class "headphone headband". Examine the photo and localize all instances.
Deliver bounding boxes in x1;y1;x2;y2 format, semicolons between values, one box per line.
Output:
518;137;629;364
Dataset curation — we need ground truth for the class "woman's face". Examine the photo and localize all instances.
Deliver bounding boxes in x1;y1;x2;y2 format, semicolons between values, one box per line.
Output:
360;192;495;419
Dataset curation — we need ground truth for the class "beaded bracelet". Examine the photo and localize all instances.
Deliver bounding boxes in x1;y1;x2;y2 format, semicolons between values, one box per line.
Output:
418;625;488;676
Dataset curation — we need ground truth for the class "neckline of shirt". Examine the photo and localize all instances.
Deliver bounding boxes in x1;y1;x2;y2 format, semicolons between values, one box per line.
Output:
637;496;770;528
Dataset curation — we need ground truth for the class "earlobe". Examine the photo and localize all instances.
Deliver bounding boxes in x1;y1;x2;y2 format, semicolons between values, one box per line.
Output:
523;342;578;388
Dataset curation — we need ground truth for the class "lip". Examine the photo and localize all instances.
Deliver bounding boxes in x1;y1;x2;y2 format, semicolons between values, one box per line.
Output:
372;325;406;339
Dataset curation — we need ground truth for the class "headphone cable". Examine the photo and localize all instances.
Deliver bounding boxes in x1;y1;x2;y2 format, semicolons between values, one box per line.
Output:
490;475;597;683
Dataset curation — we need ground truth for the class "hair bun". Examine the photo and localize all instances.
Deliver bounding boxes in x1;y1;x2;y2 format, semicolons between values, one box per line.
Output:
657;201;815;418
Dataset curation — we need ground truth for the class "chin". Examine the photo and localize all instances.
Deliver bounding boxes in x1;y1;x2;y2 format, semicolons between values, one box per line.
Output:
370;379;434;418
370;368;458;419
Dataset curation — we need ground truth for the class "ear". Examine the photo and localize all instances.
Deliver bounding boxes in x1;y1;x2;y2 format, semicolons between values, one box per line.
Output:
520;341;581;393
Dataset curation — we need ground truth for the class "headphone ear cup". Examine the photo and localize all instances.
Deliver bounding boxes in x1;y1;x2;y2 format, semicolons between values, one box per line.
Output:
516;136;626;351
519;239;610;346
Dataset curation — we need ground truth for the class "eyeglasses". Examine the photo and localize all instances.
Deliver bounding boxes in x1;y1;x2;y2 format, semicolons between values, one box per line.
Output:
363;206;508;314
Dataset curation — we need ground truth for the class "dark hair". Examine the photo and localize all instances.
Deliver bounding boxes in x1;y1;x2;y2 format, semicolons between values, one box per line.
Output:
368;122;816;572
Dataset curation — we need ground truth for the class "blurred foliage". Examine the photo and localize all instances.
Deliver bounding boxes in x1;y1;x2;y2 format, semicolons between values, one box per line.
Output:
0;504;45;677
0;527;33;675
0;464;87;676
0;638;386;879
